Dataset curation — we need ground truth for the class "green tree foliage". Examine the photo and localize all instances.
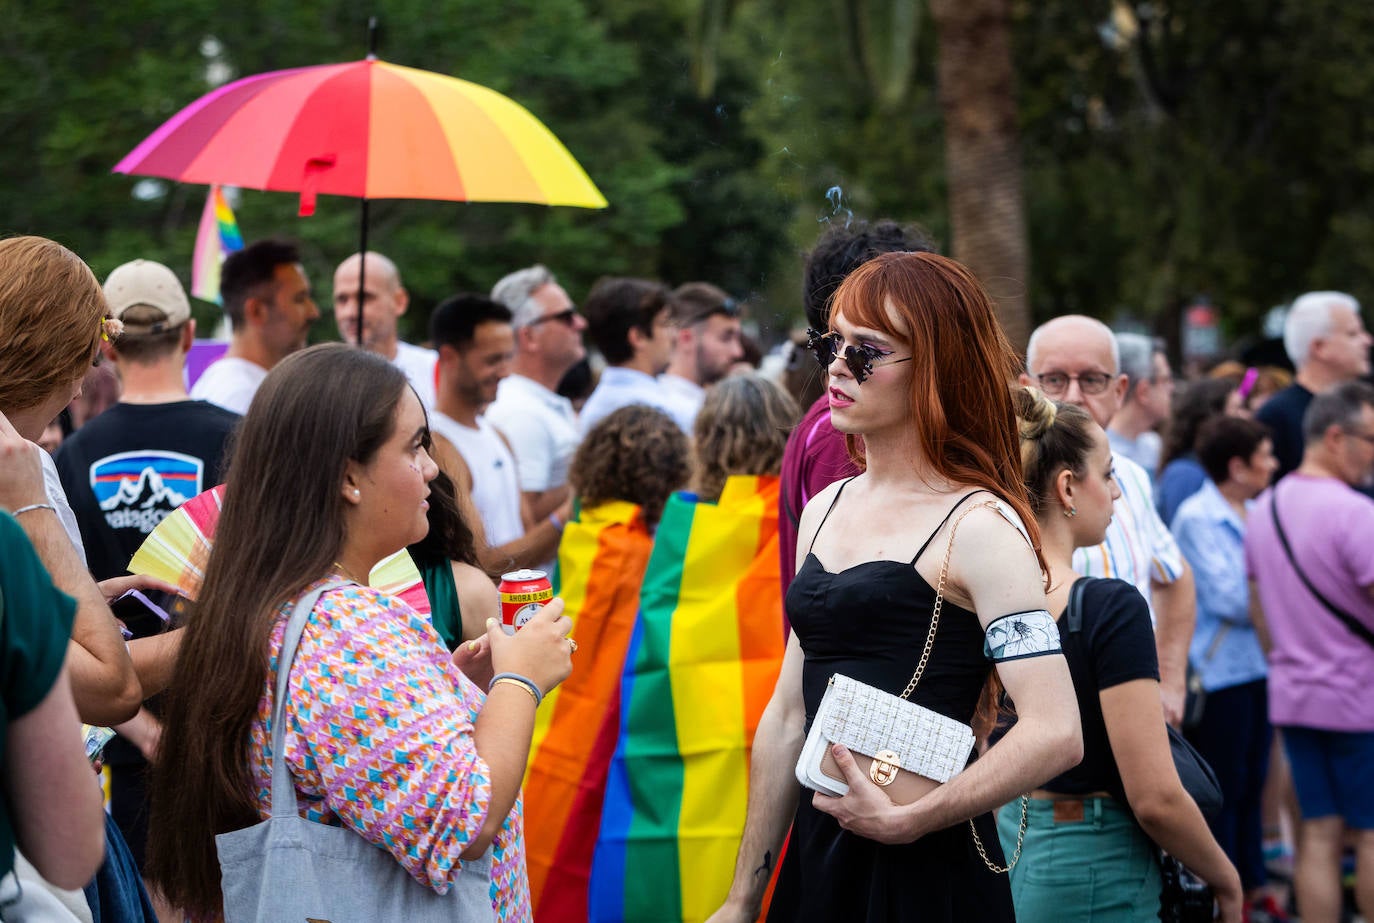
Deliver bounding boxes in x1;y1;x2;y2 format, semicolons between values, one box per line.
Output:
0;0;789;340
5;0;1374;346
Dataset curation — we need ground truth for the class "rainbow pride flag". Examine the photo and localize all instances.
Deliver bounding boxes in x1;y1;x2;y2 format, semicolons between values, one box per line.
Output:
191;184;243;303
590;475;786;922
523;500;655;921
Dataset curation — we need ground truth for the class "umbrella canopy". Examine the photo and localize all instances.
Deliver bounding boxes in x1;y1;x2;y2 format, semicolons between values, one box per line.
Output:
113;57;607;214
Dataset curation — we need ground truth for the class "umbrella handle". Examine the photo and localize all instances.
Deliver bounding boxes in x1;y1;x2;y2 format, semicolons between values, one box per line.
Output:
299;155;336;217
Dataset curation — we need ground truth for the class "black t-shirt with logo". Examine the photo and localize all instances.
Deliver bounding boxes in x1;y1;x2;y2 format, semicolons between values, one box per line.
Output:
54;400;240;581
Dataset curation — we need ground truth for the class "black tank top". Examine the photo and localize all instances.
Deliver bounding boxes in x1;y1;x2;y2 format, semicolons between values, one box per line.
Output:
768;481;1016;922
786;482;993;730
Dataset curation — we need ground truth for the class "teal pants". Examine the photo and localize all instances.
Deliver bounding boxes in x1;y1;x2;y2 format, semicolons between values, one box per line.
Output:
997;796;1161;923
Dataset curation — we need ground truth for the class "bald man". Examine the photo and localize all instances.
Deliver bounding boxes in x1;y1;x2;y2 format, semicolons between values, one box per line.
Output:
1021;314;1196;725
333;251;438;408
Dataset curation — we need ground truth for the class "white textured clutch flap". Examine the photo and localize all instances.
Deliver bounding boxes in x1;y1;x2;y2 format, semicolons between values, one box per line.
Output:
817;674;976;784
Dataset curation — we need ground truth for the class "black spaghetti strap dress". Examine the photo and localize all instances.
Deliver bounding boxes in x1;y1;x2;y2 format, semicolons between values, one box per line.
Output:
767;483;1016;923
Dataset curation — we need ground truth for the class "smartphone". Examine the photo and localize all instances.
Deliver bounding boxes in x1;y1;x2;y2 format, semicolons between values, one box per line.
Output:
110;588;175;639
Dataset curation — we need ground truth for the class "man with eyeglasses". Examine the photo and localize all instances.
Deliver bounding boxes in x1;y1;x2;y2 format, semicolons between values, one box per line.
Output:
1020;315;1196;726
1108;333;1174;474
658;281;746;433
333;251;437;409
489;265;588;527
1245;381;1374;923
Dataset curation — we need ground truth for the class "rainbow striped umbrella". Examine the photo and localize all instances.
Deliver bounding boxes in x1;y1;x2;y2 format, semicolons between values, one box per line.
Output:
113;58;607;213
112;54;606;337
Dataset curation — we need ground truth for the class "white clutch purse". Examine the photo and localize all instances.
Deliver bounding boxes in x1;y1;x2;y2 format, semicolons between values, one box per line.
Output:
796;673;976;804
791;495;1032;872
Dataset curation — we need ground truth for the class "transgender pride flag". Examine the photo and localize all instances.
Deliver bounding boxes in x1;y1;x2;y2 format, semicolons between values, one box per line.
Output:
190;184;243;303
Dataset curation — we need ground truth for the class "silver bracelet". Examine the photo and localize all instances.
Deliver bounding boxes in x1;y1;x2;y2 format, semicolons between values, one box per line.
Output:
488;671;544;706
11;503;56;518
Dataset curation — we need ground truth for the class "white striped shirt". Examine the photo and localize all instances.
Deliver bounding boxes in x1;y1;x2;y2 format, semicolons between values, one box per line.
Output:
1072;452;1184;623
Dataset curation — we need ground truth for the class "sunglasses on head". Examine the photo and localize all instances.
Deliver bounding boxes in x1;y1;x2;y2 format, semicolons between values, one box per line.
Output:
805;328;912;384
529;307;580;327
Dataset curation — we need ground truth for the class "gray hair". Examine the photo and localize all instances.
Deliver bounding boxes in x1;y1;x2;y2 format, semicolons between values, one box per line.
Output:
1025;315;1120;374
1284;291;1361;368
491;264;557;329
1115;332;1163;397
1303;380;1374;443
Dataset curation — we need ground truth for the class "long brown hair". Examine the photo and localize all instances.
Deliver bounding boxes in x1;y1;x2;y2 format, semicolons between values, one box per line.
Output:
829;252;1048;736
146;344;408;917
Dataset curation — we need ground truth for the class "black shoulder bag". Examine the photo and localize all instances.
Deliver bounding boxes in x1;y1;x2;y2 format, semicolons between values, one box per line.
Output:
1270;487;1374;650
1066;578;1219;923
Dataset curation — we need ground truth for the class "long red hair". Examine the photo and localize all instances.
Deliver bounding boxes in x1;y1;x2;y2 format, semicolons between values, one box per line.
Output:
830;251;1046;736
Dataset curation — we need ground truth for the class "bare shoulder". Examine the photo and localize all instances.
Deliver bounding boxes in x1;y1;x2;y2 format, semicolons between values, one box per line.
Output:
944;497;1045;624
948;497;1034;556
796;476;855;539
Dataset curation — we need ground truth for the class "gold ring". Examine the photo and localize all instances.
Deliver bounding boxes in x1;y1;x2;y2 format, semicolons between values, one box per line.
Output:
567;637;578;653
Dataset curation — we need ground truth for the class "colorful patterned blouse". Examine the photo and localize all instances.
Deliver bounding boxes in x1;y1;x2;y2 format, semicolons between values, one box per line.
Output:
249;579;531;921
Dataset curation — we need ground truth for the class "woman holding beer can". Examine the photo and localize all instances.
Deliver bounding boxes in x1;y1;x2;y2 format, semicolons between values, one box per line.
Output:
147;344;573;922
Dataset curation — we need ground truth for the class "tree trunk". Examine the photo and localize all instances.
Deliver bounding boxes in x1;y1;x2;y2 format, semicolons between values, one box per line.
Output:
929;0;1031;354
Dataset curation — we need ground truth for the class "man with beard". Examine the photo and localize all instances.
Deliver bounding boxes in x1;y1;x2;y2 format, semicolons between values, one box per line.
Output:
488;265;587;523
332;251;437;409
429;293;568;573
658;281;745;432
190;238;318;413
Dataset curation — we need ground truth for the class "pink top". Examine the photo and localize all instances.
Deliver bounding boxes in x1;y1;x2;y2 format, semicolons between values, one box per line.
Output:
1245;475;1374;731
778;395;860;594
250;580;530;921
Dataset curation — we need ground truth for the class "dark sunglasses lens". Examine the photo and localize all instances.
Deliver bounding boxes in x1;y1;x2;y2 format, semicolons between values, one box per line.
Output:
845;347;873;383
806;330;837;367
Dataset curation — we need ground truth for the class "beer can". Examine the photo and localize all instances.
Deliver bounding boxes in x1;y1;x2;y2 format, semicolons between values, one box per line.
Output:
499;569;552;632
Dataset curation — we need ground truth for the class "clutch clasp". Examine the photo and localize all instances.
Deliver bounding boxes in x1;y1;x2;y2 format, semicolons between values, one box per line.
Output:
869;749;901;786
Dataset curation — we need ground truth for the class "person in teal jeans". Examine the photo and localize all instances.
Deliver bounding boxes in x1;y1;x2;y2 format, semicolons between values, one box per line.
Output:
1000;389;1242;923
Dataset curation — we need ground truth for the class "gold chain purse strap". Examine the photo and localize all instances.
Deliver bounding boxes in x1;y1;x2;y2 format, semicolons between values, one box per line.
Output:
901;496;1029;874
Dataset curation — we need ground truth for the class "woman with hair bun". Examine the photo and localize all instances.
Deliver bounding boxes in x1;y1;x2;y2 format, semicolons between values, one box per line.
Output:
710;251;1082;923
1002;386;1242;923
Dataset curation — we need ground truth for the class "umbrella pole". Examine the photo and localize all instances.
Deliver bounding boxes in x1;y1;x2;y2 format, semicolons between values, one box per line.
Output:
356;197;369;346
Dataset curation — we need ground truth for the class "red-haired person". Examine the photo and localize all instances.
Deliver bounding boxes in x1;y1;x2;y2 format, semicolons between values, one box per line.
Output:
708;252;1082;923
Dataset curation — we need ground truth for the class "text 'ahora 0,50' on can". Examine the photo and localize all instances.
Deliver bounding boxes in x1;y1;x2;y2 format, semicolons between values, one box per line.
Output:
499;569;552;633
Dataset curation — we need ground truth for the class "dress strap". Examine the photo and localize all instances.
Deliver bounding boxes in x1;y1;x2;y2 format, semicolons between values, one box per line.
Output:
909;489;991;564
804;476;858;558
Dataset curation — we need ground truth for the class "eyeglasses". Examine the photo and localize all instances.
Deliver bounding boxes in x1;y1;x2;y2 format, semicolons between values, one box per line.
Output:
529;307;580;327
1342;429;1374;447
805;329;912;384
1034;371;1115;396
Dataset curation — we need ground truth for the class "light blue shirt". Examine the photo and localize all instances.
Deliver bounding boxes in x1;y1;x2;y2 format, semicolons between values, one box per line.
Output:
579;366;684;436
1172;479;1267;691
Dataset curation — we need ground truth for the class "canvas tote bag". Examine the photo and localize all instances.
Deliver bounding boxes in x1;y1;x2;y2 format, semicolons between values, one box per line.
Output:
216;582;496;923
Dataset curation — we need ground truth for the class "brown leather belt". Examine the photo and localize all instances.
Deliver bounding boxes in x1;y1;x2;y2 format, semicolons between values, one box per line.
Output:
1028;790;1114;824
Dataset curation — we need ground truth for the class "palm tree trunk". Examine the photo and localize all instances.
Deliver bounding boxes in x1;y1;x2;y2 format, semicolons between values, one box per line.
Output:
929;0;1031;353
